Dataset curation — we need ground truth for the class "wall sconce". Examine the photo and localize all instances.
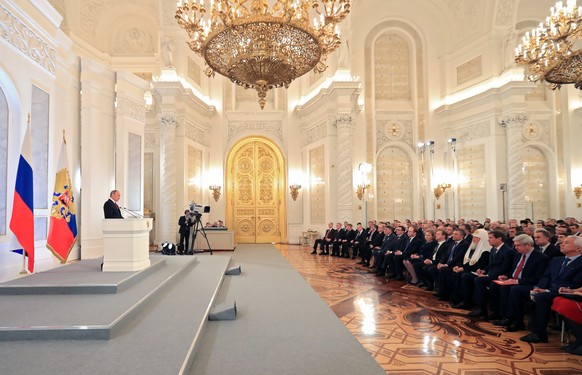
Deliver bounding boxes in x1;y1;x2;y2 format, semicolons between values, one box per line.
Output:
356;184;370;201
209;185;221;201
433;183;452;200
289;184;302;201
574;184;582;199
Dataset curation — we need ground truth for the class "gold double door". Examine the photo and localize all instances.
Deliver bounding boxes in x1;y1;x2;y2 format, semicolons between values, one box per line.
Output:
226;137;287;244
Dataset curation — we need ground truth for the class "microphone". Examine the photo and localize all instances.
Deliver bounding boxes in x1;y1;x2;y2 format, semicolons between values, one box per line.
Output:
121;207;143;218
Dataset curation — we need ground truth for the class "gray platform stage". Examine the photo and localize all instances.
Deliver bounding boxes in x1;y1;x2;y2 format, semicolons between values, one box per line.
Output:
0;246;385;375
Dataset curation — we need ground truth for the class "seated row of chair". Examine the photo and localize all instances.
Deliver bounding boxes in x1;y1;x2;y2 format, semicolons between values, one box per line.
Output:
310;219;582;355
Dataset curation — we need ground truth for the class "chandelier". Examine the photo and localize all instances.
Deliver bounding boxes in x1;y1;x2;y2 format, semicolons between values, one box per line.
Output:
515;0;582;89
176;0;350;109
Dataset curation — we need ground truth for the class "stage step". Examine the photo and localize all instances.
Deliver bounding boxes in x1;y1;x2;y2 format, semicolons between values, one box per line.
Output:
0;258;166;295
0;253;233;374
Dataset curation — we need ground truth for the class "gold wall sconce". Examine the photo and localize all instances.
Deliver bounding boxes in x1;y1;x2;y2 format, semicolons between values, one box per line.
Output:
433;183;452;200
574;184;582;199
356;184;370;201
289;184;302;201
209;185;221;201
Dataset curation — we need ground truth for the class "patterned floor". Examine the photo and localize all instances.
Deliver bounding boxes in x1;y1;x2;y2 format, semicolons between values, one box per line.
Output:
277;244;582;375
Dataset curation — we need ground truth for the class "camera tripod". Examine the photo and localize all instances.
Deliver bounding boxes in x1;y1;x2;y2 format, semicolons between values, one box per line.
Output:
188;215;213;255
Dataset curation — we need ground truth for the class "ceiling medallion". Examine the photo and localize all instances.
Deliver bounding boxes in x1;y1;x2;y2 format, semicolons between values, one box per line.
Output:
515;0;582;89
176;0;350;109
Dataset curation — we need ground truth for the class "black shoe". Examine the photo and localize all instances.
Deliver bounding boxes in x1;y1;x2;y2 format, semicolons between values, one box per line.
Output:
566;342;582;355
520;332;548;343
393;275;404;281
426;286;434;292
417;282;426;288
492;318;510;327
467;309;485;318
451;302;466;309
506;322;526;332
310;250;317;254
487;313;502;321
351;256;356;260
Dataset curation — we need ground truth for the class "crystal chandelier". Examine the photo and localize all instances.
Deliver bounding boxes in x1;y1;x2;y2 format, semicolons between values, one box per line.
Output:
515;0;582;89
176;0;350;109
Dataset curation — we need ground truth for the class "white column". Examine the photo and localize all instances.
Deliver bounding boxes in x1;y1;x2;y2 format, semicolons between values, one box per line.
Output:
160;114;178;244
335;115;355;222
502;114;528;220
80;59;116;259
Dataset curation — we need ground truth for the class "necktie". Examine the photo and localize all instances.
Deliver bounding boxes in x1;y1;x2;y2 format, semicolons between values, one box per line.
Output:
447;242;458;262
433;243;441;260
512;254;526;279
559;257;571;276
490;246;497;260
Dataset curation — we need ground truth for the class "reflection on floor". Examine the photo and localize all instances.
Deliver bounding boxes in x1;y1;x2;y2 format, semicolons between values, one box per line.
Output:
277;244;582;375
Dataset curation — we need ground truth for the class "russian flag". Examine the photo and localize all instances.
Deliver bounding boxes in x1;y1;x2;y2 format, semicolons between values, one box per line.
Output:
46;137;77;263
9;121;34;273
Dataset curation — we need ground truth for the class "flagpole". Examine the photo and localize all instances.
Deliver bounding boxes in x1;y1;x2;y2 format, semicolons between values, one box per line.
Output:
19;114;31;275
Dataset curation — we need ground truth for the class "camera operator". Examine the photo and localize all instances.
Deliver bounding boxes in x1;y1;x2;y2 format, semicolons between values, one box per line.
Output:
178;210;193;254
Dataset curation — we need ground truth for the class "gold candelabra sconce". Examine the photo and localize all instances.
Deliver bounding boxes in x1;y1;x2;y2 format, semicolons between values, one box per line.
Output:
574;184;582;199
289;184;302;201
433;183;452;200
209;185;221;202
356;184;370;201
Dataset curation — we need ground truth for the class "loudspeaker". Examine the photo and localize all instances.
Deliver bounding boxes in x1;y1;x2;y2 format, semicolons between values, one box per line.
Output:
225;266;241;275
161;242;176;255
208;301;237;321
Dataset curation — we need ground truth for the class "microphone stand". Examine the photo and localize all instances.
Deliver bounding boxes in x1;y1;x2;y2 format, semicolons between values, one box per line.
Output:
121;207;142;218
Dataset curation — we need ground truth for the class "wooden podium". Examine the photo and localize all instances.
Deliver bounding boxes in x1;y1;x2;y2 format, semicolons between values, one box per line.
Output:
102;218;153;272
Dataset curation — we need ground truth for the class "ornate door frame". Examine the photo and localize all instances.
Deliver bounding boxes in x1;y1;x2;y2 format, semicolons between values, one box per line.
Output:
226;136;287;243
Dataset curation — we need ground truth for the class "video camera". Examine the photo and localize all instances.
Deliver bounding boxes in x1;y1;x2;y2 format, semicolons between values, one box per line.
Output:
189;202;211;219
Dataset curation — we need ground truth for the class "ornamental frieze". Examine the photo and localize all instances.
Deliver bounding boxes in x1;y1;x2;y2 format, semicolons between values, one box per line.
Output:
228;121;282;144
116;97;146;123
0;3;56;74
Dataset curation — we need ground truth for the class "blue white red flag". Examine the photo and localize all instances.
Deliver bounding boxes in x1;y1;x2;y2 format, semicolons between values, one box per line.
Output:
46;136;77;262
9;121;34;273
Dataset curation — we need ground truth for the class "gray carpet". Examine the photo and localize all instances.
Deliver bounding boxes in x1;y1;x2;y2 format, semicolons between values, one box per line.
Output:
188;244;385;375
0;254;232;374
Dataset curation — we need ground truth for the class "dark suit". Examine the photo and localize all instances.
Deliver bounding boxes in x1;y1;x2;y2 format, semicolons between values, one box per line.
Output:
436;240;470;300
178;215;193;253
351;229;368;259
472;244;515;313
537;243;562;258
103;199;123;219
313;228;333;253
320;228;337;254
341;229;356;258
424;241;451;291
496;250;549;323
390;235;423;279
332;228;346;256
373;233;396;275
410;240;437;284
382;234;407;276
528;255;582;338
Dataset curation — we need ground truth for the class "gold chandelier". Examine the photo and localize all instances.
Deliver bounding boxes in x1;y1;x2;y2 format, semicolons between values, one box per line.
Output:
515;0;582;89
176;0;350;109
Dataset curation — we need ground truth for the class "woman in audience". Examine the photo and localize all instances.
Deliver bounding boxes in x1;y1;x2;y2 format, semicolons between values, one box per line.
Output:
552;286;582;355
403;229;436;286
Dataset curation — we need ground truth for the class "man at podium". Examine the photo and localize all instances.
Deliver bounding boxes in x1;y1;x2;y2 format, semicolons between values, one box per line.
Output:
103;190;123;219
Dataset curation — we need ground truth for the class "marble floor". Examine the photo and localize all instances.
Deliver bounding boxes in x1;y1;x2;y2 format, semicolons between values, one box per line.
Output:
277;244;582;375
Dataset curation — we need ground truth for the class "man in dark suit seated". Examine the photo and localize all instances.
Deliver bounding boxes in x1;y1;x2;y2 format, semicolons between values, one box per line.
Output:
381;225;407;278
311;222;333;254
340;223;356;258
103;190;123;219
388;226;423;281
435;228;470;300
331;222;345;257
466;230;515;318
350;223;367;259
520;235;582;343
372;226;396;276
423;229;450;291
534;228;562;258
490;234;549;332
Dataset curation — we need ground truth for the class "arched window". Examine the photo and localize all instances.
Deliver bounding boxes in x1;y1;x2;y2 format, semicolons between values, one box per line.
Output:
376;146;413;221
